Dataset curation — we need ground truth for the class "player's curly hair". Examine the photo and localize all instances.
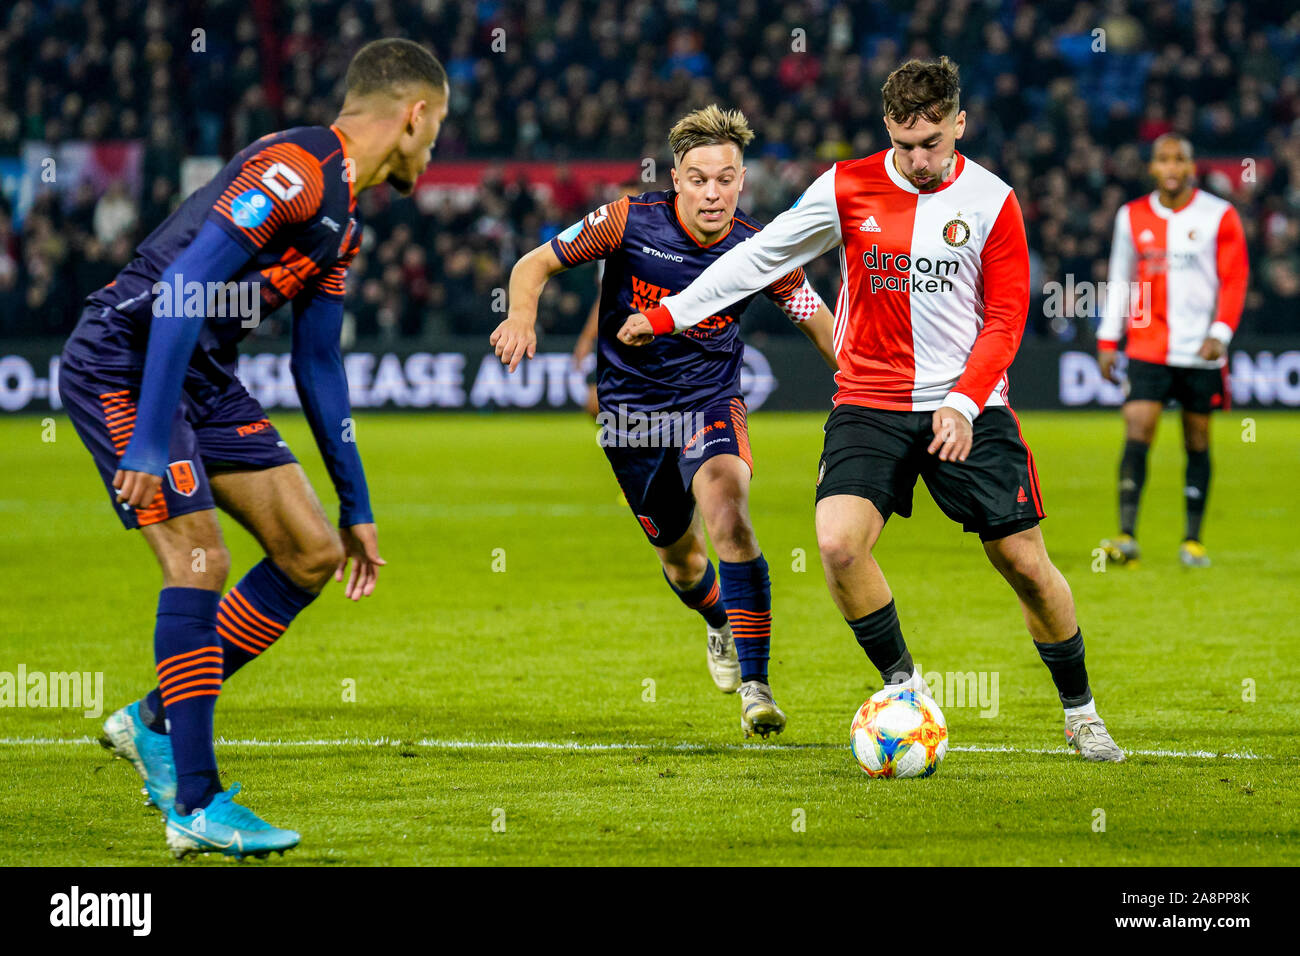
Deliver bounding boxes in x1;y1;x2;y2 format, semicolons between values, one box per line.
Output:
345;38;447;99
881;56;961;125
668;104;755;163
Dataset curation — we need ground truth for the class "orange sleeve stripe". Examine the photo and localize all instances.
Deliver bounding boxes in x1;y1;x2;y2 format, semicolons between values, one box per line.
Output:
213;141;324;247
765;267;806;300
318;259;350;296
555;197;629;264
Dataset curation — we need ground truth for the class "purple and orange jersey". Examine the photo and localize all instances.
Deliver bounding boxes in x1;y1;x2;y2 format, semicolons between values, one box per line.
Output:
64;125;362;374
550;189;822;414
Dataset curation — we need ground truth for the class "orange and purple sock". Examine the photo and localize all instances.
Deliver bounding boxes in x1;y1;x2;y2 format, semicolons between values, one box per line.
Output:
142;560;317;733
154;587;223;814
663;562;729;629
719;555;771;683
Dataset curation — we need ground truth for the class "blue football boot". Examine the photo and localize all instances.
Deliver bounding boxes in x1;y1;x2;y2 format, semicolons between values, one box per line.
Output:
165;783;301;860
100;700;176;813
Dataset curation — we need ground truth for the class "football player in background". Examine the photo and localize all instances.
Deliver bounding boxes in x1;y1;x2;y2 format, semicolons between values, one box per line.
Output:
619;59;1125;761
492;105;838;738
1097;134;1249;568
61;39;449;857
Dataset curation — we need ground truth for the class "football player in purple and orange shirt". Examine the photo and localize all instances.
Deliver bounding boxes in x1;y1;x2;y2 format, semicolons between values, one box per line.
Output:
492;106;838;738
60;39;448;858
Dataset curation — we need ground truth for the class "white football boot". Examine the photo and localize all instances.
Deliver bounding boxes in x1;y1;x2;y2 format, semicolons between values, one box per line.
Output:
705;622;741;693
1064;711;1126;762
739;680;787;739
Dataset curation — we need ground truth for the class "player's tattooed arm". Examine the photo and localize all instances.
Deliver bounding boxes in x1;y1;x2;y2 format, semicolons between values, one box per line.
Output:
492;242;569;372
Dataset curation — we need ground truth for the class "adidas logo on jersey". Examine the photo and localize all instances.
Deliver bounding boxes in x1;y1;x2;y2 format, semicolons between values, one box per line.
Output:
1138;228;1155;243
859;216;882;232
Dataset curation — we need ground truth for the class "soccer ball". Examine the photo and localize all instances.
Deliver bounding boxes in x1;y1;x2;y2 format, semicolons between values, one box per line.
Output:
850;687;948;778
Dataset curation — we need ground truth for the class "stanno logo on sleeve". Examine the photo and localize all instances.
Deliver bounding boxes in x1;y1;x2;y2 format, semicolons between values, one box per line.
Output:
942;218;970;247
231;190;273;229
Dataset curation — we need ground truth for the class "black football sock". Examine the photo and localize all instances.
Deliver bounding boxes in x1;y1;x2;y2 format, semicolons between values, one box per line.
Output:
1034;629;1092;708
848;599;913;685
1118;439;1149;537
1184;449;1210;542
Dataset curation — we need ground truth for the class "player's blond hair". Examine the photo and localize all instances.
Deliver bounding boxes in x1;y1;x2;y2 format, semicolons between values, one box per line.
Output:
668;104;754;164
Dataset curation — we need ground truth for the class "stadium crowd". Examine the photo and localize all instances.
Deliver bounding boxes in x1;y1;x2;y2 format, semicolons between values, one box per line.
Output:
1;0;1298;344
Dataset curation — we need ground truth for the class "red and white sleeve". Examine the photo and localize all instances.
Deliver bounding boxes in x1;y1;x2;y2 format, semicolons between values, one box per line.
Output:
1097;205;1136;351
643;167;843;335
1209;205;1248;344
944;190;1030;421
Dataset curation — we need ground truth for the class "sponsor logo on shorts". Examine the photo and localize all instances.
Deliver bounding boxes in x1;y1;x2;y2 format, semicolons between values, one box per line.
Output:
236;418;273;437
167;460;198;497
817;459;825;487
682;419;730;457
1017;485;1029;504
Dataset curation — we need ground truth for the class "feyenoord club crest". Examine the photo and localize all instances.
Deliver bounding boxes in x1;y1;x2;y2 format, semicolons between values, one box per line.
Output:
942;218;970;247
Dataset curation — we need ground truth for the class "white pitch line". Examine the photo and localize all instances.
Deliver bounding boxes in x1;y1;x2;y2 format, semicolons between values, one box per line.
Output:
0;736;1276;759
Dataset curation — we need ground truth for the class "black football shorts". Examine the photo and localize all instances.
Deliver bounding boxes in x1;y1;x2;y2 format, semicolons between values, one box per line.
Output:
814;404;1045;542
1125;357;1228;414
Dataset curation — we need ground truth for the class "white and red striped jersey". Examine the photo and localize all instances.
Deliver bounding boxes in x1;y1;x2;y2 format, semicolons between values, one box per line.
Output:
1097;188;1248;368
643;149;1029;422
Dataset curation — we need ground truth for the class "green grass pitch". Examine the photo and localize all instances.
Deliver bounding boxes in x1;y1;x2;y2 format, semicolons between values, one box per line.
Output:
0;409;1296;865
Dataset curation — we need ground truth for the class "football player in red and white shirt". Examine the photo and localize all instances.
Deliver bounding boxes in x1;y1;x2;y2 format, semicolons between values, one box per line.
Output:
1097;134;1248;568
619;57;1124;761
